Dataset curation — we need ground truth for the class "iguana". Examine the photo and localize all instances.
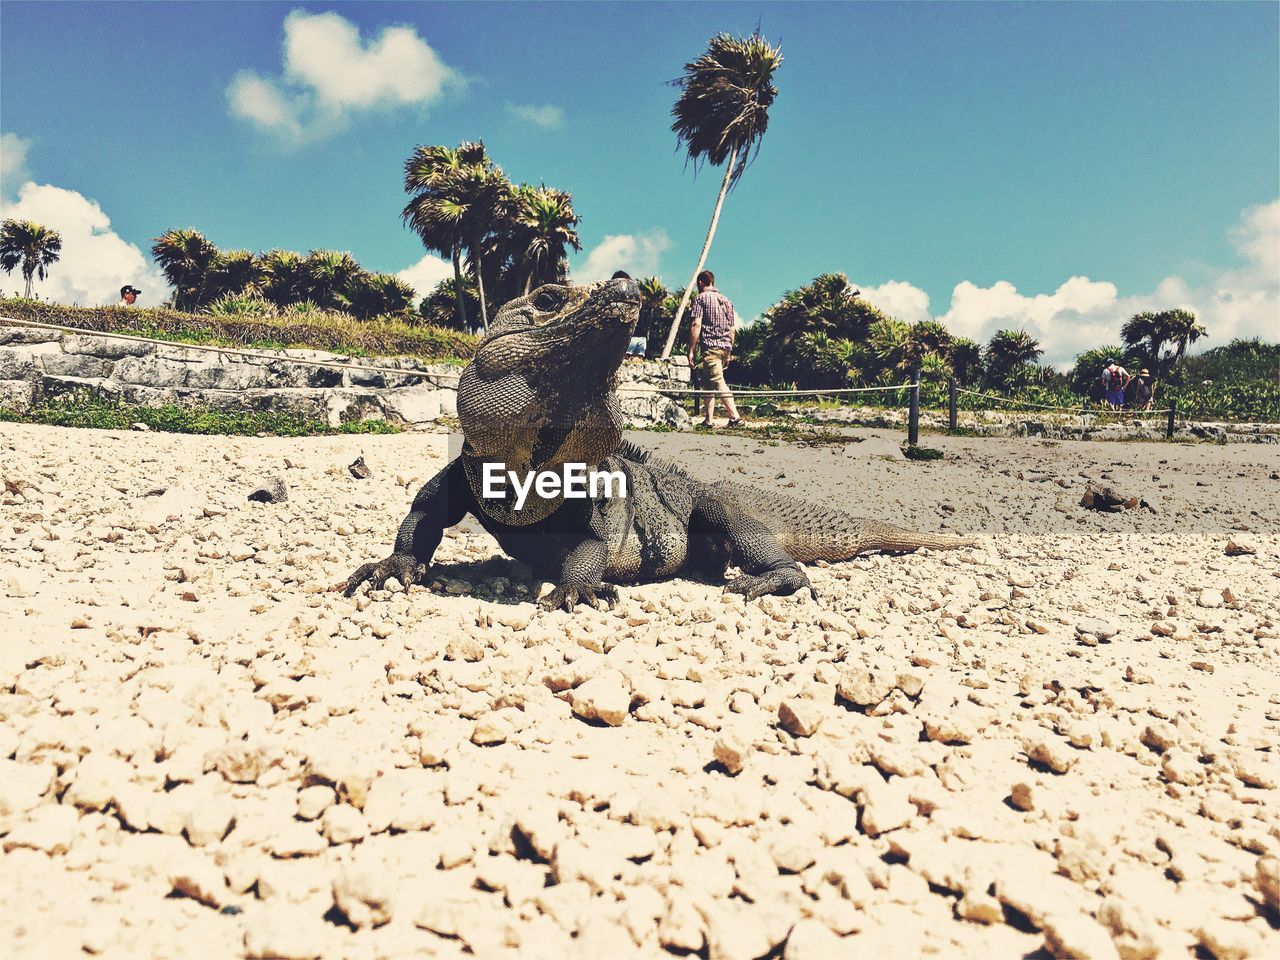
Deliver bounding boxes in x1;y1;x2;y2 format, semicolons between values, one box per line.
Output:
345;277;971;610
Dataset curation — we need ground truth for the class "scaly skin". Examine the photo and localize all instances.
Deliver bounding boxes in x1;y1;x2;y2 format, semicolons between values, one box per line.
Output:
345;280;972;609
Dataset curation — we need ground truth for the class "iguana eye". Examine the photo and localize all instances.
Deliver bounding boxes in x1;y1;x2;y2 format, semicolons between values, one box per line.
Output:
533;289;564;313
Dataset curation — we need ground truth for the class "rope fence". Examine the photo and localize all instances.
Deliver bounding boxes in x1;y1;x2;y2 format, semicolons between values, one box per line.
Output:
0;315;1212;441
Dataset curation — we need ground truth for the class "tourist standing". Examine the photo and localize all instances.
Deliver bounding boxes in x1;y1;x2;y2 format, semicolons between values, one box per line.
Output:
1102;360;1130;409
118;284;140;306
686;270;742;428
1130;367;1155;411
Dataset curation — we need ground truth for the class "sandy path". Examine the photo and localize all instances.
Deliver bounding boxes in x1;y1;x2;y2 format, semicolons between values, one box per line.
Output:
1;422;1277;959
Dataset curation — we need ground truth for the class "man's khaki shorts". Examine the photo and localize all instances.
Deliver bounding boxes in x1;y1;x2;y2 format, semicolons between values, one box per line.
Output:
699;347;732;397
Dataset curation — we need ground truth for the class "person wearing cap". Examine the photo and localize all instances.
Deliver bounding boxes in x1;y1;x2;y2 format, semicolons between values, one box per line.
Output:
1130;367;1155;411
119;285;141;306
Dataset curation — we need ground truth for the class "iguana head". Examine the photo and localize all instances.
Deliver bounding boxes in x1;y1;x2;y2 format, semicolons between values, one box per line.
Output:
457;277;640;524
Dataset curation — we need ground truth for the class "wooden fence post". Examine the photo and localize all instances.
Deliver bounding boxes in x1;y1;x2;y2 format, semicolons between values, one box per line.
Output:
1166;399;1176;440
908;368;920;447
948;378;958;432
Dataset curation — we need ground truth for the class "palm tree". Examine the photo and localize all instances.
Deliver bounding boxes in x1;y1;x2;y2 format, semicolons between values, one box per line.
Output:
299;250;362;312
259;249;308;307
418;276;481;331
984;329;1043;390
948;337;983;385
402;141;511;331
636;276;672;347
511;184;581;294
0;219;63;298
659;29;783;358
347;272;416;320
1124;308;1206;380
403;143;478;331
208;249;263;300
762;274;883;382
151;228;220;310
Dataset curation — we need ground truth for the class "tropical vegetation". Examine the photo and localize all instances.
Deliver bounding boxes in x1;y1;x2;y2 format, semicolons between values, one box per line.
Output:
402;140;581;332
1;218;63;298
150;230;416;320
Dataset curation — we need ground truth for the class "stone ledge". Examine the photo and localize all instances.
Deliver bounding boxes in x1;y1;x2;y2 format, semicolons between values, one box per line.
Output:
0;322;686;428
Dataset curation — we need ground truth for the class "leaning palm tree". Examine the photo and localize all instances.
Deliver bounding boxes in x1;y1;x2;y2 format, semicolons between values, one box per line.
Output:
511;184;581;294
151;228;220;310
0;219;63;298
659;29;783;358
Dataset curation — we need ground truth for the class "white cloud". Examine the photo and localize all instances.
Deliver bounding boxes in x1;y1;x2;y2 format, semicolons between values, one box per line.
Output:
227;10;458;144
506;103;565;129
847;200;1279;367
852;278;933;326
1;132;32;199
395;252;454;301
574;230;671;282
0;182;169;305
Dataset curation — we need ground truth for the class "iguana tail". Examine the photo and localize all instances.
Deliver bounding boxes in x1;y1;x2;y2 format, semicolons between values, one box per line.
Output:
712;481;973;564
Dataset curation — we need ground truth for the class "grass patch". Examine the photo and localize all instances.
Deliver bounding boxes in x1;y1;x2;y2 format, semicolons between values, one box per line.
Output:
0;393;401;437
904;445;943;461
1;298;475;364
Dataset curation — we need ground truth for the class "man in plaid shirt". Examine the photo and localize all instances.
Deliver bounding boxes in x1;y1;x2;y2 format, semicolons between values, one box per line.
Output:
686;269;743;428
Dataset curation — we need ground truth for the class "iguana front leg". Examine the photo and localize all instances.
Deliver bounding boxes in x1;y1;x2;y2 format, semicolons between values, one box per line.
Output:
691;495;813;601
345;458;471;597
538;536;619;611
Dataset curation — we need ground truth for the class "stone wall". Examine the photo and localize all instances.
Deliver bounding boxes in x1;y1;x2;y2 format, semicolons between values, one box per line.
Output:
0;322;692;428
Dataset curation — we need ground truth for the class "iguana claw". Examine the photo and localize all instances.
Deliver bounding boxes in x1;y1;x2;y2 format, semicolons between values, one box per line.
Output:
724;566;813;602
539;583;620;612
344;554;427;597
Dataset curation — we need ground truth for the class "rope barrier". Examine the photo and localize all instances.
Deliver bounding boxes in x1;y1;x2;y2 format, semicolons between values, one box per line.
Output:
632;383;912;398
0;316;1197;421
954;385;1173;417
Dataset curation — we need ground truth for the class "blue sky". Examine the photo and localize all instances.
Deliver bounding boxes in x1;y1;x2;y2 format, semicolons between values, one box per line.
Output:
2;1;1276;363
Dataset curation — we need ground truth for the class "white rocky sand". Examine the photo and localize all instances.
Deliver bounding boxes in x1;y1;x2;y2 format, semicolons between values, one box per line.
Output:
1;421;1277;959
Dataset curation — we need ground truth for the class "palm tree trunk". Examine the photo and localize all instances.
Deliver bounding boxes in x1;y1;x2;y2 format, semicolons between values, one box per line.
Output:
452;246;469;332
23;270;33;298
472;230;489;332
660;144;739;359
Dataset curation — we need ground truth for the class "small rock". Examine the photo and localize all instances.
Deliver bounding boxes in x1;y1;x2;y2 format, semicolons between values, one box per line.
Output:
244;905;329;959
1096;897;1161;959
248;477;288;504
1197;588;1224;609
471;713;512;746
170;855;228;907
1041;912;1121;960
570;671;631;726
956;891;1003;924
1010;782;1035;811
347;456;372;479
1255;857;1279;914
778;699;823;737
1224;540;1256;556
1195;919;1266;959
321;803;368;844
333;864;393;928
859;778;915;837
1025;737;1077;774
3;804;79;854
296;785;334;821
130;422;150;431
714;734;748;775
